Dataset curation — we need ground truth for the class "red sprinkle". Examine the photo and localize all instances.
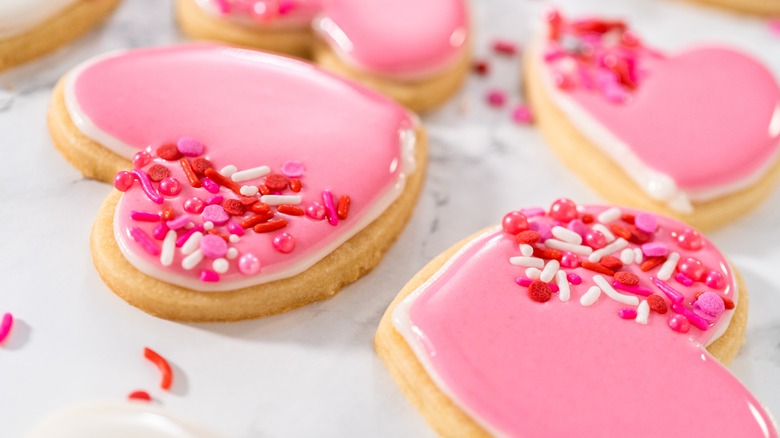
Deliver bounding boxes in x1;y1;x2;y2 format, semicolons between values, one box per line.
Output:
609;224;632;240
620;213;635;224
147;164;170;182
204;168;241;195
722;296;735;310
600;256;623;270
516;230;542;245
614;271;639;286
486;89;507;107
253;219;288;233
492;40;519;55
581;261;615;276
289;178;302;193
156;144;181;161
640;256;666;272
179;158;202;188
143;347;172;391
533;247;562;261
277;204;304;216
257;184;271;196
191;157;214;176
223;199;246;216
528;280;552;303
265;173;288;192
628;225;652;244
160;205;175;222
240;196;259;206
128;390;152;402
473;60;490;75
249;202;271;214
581;214;594;224
337;195;351;220
648;294;668;314
241;213;273;229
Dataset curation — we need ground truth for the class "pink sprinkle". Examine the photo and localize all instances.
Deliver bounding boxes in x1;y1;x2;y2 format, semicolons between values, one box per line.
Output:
705;271;726;289
515;277;559;292
530;221;552;240
652;278;684;304
641;242;668;257
130;227;160;256
769;18;780;36
281;160;305;178
131;211;161;222
512;105;533;124
521;207;546;218
674;272;694;287
166;215;191;230
176;137;205;157
152;223;170;240
132;151;151;168
567;219;587;237
238;253;261;275
272;232;296;254
131;169;164;204
634;213;657;233
321;191;339;226
184;197;205;214
176;225;204;248
306;202;326;220
278;0;296;14
668;314;690;333
560;252;580;269
201;177;220;194
671;303;709;330
543;47;564;62
612;281;652;297
202;205;229;226
206;195;224;206
200;270;220;282
158;177;182;197
200;234;228;259
486;89;507;107
227;222;245;236
114;171;135;192
567;273;582;285
0;313;13;344
694;292;725;318
492;39;518;55
618;308;637;320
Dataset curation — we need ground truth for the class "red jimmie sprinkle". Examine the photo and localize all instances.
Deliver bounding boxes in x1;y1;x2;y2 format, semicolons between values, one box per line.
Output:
278;204;304;216
257;184;271;196
289;178;302;193
179;158;202;188
191;157;214;176
204;168;241;195
640;256;666;272
223;199;246;216
143;347;173;391
337;195;351;220
473;60;490;75
240;196;259;206
156;144;181;161
528;280;553;303
492;40;518;55
581;261;615;276
160;205;175;222
147;164;170;182
128;390;152;402
620;213;636;224
533;247;562;261
600;256;623;270
647;294;668;314
628;225;652;244
722;296;735;310
208;230;230;242
254;219;288;233
241;212;274;229
265;173;288;192
581;213;594;224
516;230;542;245
249;202;271;214
614;271;639;286
609;224;632;240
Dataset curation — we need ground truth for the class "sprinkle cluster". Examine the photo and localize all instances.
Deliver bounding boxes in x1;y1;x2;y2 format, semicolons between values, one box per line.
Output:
504;198;734;334
212;0;298;22
113;137;351;283
543;10;649;104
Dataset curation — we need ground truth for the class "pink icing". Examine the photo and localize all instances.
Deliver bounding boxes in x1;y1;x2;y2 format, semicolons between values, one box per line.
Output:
69;45;415;291
397;204;777;436
542;15;780;193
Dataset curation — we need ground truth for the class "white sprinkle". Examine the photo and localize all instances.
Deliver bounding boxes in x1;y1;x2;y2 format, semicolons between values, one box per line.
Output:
226;248;239;259
657;252;680;281
230;165;270;182
552;226;582;245
556;270;570;302
545;239;593;256
597;207;621;224
525;268;541;280
220;165;238;177
633;248;643;264
519;244;534;257
580;286;601;306
509;256;545;269
160;230;177;267
240;186;259;196
229;234;240;243
260;195;302;205
592;224;616;243
540;260;560;283
620;248;635;265
636;300;650;325
593;275;639;306
203;221;214;231
182;249;204;270
181;231;203;255
212;258;229;274
588;238;628;262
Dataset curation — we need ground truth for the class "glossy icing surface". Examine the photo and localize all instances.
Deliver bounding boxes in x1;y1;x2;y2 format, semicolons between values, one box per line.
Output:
198;0;468;76
394;203;777;437
66;45;416;291
0;0;76;37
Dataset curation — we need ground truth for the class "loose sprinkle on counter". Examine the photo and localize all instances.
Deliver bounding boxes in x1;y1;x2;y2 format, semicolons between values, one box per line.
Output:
143;347;173;390
0;313;14;344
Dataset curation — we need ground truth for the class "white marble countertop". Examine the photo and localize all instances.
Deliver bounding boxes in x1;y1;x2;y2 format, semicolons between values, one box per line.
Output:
1;0;779;436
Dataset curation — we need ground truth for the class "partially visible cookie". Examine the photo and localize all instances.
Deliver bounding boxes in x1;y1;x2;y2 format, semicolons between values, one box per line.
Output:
48;45;426;322
0;0;121;71
684;0;780;16
377;198;776;436
175;0;471;112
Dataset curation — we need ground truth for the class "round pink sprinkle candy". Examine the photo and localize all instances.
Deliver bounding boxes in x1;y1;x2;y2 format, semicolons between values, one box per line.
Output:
486;89;506;107
184;197;205;214
502;211;528;235
634;213;657;233
201;177;220;194
114;171;135;192
227;221;245;236
238;253;261;275
694;292;726;318
549;198;578;223
512;105;533;124
158;177;182;196
641;242;668;257
132;151;151;168
202;205;229;226
281;160;305;178
567;272;582;285
618;308;637;320
567;219;587;237
561;251;580;269
677;256;706;282
668;314;690;333
177;137;205;157
306;202;326;220
584;230;606;249
200;234;228;259
273;232;295;254
676;228;703;251
705;271;726;290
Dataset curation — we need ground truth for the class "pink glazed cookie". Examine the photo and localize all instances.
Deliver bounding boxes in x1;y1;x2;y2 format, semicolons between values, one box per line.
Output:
376;198;777;437
525;12;780;231
175;0;471;112
47;45;426;322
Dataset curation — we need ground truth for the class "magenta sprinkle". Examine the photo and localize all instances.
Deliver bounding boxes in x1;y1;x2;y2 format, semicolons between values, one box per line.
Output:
0;312;13;344
130;169;164;204
486;89;507;107
200;270;220;282
560;252;580;269
176;225;204;248
671;303;709;331
227;221;245;236
206;195;224;206
166;215;191;231
201;177;220;194
618;308;638;320
152;223;169;240
202;204;230;226
705;270;726;289
668;314;690;333
281;160;305;178
529;221;552;241
176;137;205;157
132;150;151;168
612;281;652;297
321;191;339;226
200;234;228;259
515;277;559;292
130;227;160;256
652;278;684;304
641;242;668;257
512;105;533;124
131;211;161;222
114;171;135;192
567;219;587;237
674;272;694;287
567;273;582;285
634;213;658;233
694;292;725;318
